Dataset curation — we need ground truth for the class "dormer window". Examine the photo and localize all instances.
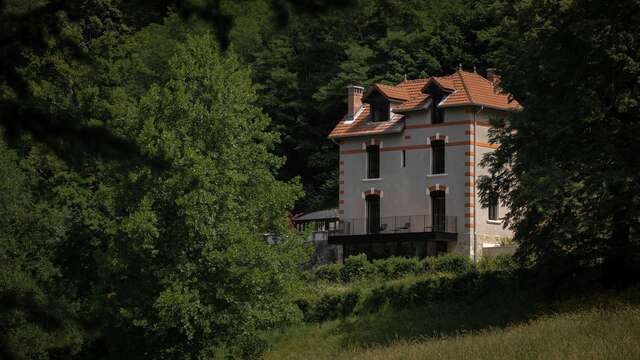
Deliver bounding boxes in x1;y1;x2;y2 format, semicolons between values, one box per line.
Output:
363;88;392;123
422;82;450;124
431;94;444;124
371;102;389;122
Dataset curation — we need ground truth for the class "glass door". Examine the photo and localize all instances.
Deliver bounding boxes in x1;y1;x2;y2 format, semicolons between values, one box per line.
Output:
431;191;446;232
366;195;380;234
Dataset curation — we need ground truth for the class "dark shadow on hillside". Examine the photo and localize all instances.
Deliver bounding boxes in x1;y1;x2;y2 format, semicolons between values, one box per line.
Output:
335;270;640;349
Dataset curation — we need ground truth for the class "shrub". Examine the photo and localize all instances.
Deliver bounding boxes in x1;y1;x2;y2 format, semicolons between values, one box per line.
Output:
339;290;360;318
305;289;361;322
373;257;422;280
426;254;475;275
359;273;459;313
478;254;518;273
313;263;343;282
311;293;343;322
300;268;526;323
341;254;373;282
294;297;312;321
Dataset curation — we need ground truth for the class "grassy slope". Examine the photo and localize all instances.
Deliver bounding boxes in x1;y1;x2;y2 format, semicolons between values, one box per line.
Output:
264;288;640;360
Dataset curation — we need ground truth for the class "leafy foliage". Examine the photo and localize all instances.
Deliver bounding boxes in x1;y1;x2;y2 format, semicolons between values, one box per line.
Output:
1;7;307;358
312;254;476;284
0;137;85;360
477;0;640;284
299;255;525;323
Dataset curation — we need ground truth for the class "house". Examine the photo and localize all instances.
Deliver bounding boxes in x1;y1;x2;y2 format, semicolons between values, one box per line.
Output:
328;67;519;261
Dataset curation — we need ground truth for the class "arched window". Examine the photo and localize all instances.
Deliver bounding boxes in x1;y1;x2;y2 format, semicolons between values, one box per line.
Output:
430;190;446;232
366;194;381;234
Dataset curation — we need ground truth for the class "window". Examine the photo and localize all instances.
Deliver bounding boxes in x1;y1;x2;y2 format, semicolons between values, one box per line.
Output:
371;102;389;122
431;140;445;174
367;145;380;178
366;195;381;234
488;196;499;221
430;190;446;232
401;150;406;168
431;95;444;124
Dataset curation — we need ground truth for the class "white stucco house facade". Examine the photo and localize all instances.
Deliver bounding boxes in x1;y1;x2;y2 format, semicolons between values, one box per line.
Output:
327;68;519;261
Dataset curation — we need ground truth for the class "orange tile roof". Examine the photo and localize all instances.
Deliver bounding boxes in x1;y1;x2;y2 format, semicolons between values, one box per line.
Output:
394;78;430;112
328;104;405;139
430;76;455;90
371;83;410;101
436;70;520;110
329;69;519;139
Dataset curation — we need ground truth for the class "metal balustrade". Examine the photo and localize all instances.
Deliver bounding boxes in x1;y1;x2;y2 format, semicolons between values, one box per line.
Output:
330;215;457;236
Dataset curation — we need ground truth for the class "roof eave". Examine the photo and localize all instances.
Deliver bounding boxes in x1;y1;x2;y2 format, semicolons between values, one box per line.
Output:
328;125;405;140
438;102;520;112
393;99;433;114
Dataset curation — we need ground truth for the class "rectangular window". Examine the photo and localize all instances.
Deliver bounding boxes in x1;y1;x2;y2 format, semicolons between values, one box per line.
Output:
367;145;380;178
488;196;499;221
431;140;445;174
401;150;406;168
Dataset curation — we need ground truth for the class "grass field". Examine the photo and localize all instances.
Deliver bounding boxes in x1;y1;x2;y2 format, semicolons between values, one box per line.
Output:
263;288;640;360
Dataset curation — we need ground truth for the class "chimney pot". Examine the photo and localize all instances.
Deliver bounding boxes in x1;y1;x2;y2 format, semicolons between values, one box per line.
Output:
346;85;364;121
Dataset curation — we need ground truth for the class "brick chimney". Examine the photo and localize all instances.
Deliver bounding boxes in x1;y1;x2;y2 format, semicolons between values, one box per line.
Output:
346;85;364;121
486;68;499;85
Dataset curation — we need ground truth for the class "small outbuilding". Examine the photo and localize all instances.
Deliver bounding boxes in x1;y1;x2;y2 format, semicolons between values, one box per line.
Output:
293;209;342;265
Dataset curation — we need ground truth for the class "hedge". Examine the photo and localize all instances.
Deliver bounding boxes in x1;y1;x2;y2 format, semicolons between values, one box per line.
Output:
312;253;476;283
301;254;522;323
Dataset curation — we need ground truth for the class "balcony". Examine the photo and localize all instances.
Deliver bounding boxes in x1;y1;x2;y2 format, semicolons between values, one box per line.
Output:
328;214;458;245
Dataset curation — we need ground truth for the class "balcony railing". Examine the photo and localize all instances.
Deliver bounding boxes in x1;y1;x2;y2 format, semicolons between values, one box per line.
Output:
330;215;457;236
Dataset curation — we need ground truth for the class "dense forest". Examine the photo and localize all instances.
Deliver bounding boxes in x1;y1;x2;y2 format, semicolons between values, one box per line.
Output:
1;0;639;359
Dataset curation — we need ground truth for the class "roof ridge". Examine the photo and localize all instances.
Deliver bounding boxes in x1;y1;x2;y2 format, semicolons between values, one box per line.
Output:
457;70;475;104
372;83;410;101
465;69;495;85
397;78;429;85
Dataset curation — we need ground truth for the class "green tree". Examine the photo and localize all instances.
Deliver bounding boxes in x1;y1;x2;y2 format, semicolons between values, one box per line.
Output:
0;137;86;359
3;6;308;357
478;0;640;284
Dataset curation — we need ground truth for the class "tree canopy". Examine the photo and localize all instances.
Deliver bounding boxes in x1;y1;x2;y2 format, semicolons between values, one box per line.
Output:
477;0;640;284
1;3;307;358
